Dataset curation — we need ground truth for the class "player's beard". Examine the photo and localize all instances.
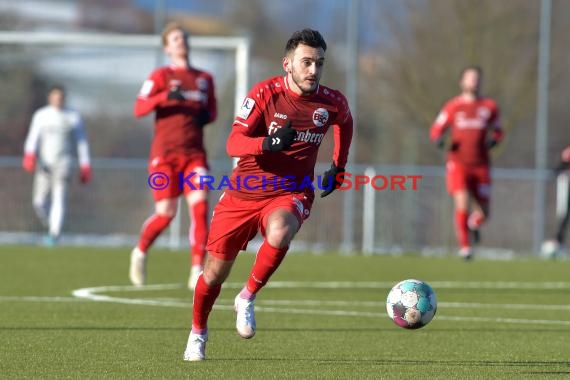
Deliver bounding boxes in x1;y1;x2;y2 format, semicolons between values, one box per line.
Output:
290;70;319;95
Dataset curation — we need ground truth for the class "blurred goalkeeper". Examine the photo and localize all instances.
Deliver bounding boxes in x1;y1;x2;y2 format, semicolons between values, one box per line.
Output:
22;85;92;246
430;66;504;260
183;29;353;361
130;22;217;290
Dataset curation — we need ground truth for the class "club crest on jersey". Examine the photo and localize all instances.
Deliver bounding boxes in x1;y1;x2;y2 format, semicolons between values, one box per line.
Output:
312;108;329;127
196;77;209;91
237;97;255;120
477;107;490;120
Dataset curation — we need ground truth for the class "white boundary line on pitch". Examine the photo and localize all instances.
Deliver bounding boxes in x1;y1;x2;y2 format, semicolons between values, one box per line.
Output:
66;282;570;327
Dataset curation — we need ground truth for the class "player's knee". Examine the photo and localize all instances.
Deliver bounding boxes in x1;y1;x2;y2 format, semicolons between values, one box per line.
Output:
202;260;232;286
266;224;295;248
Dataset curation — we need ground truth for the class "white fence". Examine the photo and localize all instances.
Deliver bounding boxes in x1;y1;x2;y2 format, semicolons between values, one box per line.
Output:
1;156;560;256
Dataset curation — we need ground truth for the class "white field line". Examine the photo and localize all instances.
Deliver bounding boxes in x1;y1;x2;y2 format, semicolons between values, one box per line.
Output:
65;282;570;327
0;296;79;302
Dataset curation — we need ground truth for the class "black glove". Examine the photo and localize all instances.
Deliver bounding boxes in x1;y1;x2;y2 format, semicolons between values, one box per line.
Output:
195;109;210;127
320;163;345;198
554;161;570;174
262;122;297;152
167;86;186;101
486;139;499;149
434;138;444;150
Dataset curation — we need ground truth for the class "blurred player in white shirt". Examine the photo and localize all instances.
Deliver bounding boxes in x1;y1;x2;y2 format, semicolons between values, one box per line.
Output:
22;85;92;246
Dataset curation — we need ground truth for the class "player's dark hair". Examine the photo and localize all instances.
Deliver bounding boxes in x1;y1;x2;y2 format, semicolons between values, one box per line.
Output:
460;65;483;80
48;84;65;94
285;29;327;54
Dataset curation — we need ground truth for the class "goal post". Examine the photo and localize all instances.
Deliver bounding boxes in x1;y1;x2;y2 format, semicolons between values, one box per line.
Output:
0;31;250;117
0;31;249;250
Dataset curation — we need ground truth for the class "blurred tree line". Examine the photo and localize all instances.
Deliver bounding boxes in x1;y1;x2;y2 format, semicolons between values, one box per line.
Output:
359;0;568;168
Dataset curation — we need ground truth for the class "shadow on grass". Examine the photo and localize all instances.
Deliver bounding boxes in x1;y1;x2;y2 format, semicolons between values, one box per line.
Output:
205;357;570;370
2;326;569;334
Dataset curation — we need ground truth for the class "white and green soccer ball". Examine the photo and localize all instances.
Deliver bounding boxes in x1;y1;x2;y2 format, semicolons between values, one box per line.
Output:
386;279;437;329
540;239;561;259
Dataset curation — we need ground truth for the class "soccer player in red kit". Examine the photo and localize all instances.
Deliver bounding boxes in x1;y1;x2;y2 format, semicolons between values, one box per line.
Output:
129;22;217;289
430;66;503;260
183;29;353;361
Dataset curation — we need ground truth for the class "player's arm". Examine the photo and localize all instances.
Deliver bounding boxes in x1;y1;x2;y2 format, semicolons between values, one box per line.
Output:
321;98;354;198
22;111;41;172
133;70;168;118
429;104;452;148
486;102;504;149
226;94;296;157
201;74;217;126
73;114;92;184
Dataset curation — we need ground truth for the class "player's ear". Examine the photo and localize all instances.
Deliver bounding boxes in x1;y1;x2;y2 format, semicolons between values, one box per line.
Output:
282;56;291;74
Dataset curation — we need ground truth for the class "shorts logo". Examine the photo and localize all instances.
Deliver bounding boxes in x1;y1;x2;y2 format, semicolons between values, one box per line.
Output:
293;197;304;216
312;108;329;127
237;97;255;120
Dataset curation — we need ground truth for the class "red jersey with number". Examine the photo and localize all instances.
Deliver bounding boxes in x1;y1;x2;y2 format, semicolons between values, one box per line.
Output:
430;95;503;166
134;64;217;159
226;75;353;201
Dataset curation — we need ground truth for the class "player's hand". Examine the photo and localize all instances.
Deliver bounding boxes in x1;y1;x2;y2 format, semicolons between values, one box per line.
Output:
195;109;210;127
434;138;444;149
262;121;297;152
167;86;186;101
79;165;92;184
486;139;499;149
320;163;345;198
22;153;36;173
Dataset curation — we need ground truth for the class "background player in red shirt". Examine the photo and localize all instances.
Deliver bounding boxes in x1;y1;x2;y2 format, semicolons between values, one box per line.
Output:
430;66;503;260
129;22;217;290
183;29;353;361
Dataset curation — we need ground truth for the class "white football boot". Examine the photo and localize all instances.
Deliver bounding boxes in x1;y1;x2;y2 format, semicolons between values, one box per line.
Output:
129;247;147;286
183;330;208;361
188;265;203;291
234;294;256;339
458;246;473;261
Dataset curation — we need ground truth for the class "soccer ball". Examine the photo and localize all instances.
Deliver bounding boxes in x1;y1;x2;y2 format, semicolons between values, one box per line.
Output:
386;279;437;329
540;239;561;259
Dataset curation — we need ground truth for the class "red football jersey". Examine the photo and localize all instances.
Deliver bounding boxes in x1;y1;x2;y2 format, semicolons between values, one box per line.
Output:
134;64;217;159
225;76;353;201
430;95;503;166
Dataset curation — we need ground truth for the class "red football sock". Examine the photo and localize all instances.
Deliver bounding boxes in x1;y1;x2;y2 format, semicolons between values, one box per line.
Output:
189;200;208;266
244;240;289;297
455;209;469;248
137;214;173;253
192;274;222;331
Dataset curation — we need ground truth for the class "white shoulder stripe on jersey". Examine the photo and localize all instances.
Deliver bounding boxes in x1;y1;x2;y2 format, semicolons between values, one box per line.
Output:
234;120;249;128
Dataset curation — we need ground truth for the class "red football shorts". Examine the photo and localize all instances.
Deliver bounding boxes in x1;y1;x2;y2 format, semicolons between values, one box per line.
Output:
206;192;312;260
148;153;209;201
446;160;491;202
